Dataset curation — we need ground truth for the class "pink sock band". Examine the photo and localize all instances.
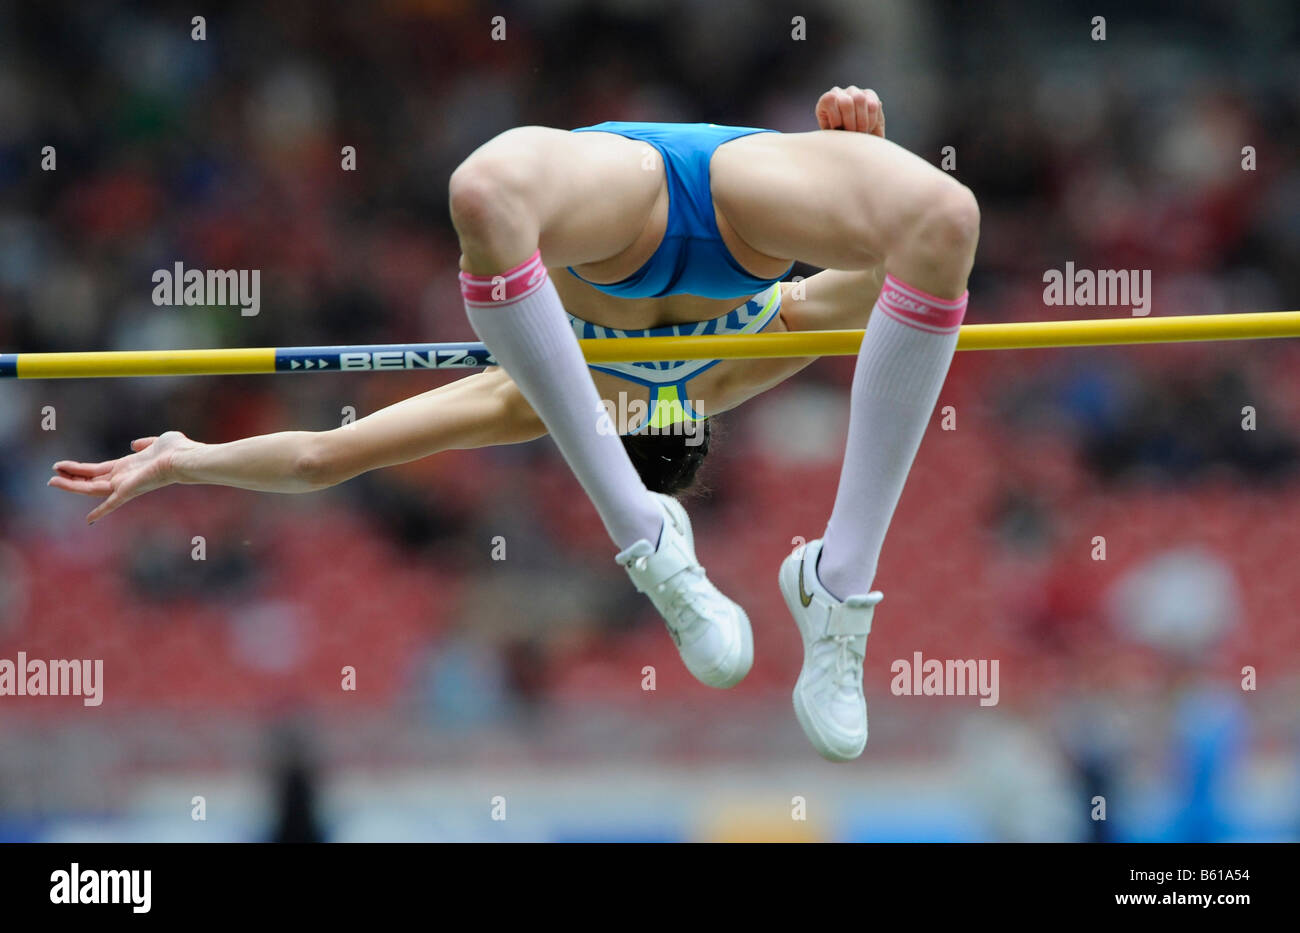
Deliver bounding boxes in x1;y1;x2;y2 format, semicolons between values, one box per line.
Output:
877;274;968;334
459;250;548;306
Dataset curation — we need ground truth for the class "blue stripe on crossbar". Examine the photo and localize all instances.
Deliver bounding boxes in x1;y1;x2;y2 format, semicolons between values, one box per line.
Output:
0;354;16;378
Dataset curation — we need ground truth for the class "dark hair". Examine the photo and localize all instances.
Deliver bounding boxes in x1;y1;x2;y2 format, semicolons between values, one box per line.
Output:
621;419;712;496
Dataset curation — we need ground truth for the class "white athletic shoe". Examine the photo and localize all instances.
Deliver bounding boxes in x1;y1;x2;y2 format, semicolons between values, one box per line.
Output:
778;538;882;762
616;493;753;688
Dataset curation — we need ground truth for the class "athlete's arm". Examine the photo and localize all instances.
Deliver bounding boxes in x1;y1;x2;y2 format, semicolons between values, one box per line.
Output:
48;367;545;522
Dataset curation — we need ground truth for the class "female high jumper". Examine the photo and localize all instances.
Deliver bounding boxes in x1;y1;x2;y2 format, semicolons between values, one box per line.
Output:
50;87;979;761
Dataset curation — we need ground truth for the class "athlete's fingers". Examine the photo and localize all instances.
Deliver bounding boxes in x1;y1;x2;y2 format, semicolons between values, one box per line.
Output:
815;88;844;129
843;86;885;138
862;88;885;137
848;86;870;134
130;437;158;452
52;459;114;477
814;90;830;128
51;465;107;484
86;490;128;523
47;474;112;497
836;91;857;132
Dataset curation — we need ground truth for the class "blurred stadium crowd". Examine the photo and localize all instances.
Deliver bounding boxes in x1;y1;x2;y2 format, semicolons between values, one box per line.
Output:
1;0;1299;841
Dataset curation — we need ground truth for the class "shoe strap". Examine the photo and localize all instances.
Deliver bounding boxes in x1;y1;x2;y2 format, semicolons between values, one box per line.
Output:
825;603;873;638
617;535;694;595
615;539;654;566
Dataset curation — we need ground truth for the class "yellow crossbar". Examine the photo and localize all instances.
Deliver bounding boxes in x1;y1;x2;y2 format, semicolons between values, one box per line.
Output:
3;311;1299;379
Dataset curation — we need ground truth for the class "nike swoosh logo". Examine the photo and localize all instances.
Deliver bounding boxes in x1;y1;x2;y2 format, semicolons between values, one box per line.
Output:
797;555;814;608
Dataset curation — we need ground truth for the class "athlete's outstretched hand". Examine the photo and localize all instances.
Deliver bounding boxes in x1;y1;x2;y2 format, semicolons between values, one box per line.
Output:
815;85;885;138
48;431;194;523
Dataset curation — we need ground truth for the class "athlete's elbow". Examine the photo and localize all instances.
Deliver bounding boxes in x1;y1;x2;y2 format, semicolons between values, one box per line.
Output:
292;434;345;490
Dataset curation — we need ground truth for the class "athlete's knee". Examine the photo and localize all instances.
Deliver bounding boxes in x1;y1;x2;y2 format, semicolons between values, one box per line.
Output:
901;179;980;266
448;131;551;251
933;181;980;251
448;157;532;245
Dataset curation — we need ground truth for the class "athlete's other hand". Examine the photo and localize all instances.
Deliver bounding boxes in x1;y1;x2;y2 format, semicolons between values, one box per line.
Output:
48;430;194;523
815;86;885;138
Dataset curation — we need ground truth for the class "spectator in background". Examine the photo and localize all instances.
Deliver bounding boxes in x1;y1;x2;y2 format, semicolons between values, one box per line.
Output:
266;722;326;844
1107;547;1247;841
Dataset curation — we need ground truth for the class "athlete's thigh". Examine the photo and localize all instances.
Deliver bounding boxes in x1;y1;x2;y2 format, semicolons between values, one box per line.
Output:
463;126;666;269
710;130;953;271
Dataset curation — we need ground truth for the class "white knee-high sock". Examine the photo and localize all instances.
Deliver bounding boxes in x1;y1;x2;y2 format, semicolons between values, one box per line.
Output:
460;251;663;551
817;274;968;599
